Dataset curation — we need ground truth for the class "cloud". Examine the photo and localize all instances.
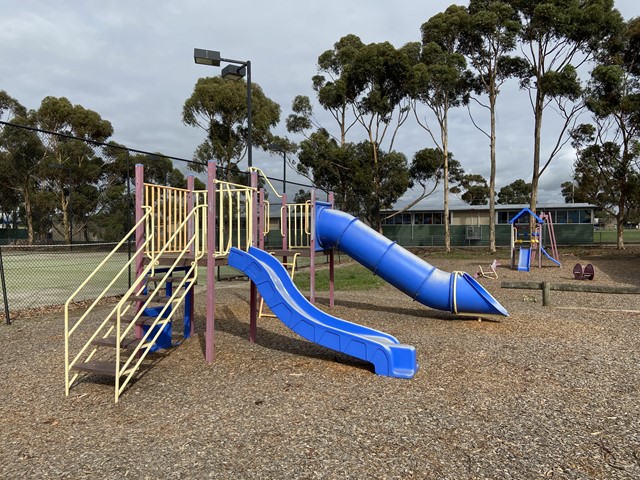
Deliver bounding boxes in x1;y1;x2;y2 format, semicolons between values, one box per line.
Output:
1;0;637;205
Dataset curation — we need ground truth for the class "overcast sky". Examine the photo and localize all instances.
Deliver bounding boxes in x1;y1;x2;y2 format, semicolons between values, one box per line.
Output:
1;0;638;208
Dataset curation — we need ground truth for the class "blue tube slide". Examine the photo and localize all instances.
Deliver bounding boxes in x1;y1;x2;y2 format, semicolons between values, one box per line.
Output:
315;203;508;317
228;247;417;379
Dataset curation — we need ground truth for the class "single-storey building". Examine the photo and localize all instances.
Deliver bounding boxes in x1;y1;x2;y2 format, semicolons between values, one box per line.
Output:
381;203;597;247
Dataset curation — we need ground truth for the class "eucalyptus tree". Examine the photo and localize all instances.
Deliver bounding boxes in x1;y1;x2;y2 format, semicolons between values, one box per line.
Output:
34;96;114;244
456;174;490;205
497;178;532;204
296;129;364;215
506;0;624;217
0;92;29;230
406;148;465;210
290;35;413;230
182;76;280;182
0;114;45;243
460;0;523;251
0;90;27;121
570;16;640;249
347;143;411;227
309;34;364;145
408;5;473;252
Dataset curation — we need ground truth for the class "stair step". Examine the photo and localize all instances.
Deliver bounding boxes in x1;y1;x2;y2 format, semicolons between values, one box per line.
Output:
116;314;159;326
71;360;120;377
71;360;142;377
91;337;146;349
129;294;174;304
145;275;182;283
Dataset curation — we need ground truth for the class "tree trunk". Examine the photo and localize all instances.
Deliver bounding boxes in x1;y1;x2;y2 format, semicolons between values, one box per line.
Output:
60;190;70;244
616;197;625;250
529;88;544;230
489;87;497;254
23;182;34;245
443;110;450;253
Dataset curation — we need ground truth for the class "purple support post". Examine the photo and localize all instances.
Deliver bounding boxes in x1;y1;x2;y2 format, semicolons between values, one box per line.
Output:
205;161;217;363
309;188;316;304
281;193;288;265
134;164;145;339
187;175;195;337
249;171;259;343
328;192;335;308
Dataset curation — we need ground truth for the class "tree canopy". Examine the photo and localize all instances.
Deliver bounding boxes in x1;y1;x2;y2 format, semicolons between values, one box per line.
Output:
182;76;280;181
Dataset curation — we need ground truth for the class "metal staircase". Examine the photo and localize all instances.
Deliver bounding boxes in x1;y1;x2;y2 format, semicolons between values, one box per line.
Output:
64;204;206;402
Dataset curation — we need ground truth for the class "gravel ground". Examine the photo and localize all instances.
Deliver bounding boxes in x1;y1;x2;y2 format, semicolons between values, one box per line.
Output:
1;247;639;479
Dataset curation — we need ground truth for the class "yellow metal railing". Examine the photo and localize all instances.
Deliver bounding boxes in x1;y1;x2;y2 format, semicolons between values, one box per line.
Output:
144;181;255;258
113;204;207;401
65;204;207;402
64;207;153;397
144;184;190;254
247;167;310;250
214;181;255;256
284;202;311;249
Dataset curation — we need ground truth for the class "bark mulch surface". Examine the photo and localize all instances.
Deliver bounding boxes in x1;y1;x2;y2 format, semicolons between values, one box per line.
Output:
1;247;639;479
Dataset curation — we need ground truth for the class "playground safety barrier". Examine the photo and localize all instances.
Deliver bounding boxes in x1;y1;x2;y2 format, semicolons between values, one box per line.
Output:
144;181;255;258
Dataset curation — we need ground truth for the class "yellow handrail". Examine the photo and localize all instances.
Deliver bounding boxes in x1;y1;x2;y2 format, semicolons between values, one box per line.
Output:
263;201;271;236
248;166;282;198
114;204;207;401
65;204;205;400
64;207;153;396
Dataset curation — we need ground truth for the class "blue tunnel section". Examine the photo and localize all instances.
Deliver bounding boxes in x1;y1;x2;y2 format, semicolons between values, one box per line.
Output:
315;203;508;317
228;247;417;379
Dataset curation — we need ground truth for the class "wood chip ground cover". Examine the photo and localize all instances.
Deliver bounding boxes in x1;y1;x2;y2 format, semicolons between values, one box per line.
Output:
0;247;639;479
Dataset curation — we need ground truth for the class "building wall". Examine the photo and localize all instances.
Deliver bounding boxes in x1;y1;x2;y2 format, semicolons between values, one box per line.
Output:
450;211;491;226
382;223;593;247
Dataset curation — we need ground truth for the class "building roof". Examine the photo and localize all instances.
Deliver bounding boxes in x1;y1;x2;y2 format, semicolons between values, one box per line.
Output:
382;203;597;213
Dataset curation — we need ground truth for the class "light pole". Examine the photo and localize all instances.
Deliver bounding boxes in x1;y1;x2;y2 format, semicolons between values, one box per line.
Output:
194;48;253;168
268;143;287;194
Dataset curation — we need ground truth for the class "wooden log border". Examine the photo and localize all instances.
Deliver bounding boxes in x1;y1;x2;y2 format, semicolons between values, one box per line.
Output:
501;281;640;306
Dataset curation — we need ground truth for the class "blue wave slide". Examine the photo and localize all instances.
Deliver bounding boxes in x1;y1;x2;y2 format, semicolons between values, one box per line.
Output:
228;246;418;379
315;203;508;317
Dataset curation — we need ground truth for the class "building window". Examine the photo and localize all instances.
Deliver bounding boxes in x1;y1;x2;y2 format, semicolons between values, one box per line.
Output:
568;210;580;223
580;210;592;223
555;211;568;223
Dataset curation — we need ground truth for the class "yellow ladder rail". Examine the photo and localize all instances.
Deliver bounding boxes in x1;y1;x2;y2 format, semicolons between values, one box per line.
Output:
114;206;207;401
259;253;299;319
64;207;153;396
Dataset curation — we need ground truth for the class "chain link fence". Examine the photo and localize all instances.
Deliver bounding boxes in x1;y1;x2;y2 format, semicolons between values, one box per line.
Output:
0;121;328;322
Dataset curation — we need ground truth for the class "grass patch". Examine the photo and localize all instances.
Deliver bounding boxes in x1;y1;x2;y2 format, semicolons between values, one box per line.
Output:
593;229;640;243
294;263;383;291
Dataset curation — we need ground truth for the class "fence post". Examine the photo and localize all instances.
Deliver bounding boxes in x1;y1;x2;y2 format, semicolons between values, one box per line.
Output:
0;246;9;325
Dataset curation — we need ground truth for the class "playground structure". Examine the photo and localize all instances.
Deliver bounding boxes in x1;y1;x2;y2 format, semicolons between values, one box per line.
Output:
64;160;508;402
509;208;561;272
